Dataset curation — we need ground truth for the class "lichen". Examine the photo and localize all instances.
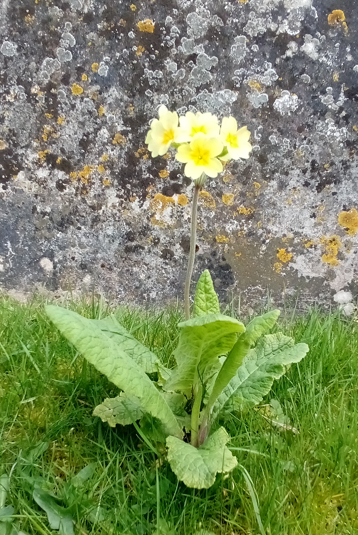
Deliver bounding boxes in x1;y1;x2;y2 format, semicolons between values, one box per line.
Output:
321;236;342;266
328;10;345;25
277;249;292;263
238;206;254;216
216;235;230;243
338;208;358;236
71;83;84;95
222;193;235;206
137;19;155;33
199;190;216;209
177;194;188;207
113;133;126;145
159;169;169;179
91;63;99;73
136;46;145;56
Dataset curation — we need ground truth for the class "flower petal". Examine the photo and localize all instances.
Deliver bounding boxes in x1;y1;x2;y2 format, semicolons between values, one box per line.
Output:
205;158;223;178
184;160;203;180
229;141;252;160
236;126;251;143
176;144;192;163
207;137;224;158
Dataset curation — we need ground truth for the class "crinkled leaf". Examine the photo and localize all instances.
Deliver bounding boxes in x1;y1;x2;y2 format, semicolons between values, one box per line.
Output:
193;270;220;317
140;392;189;443
211;333;309;422
46;306;183;439
157;363;172;387
206;310;281;414
33;487;74;535
165;314;245;395
94;393;145;427
166;427;237;489
92;315;159;373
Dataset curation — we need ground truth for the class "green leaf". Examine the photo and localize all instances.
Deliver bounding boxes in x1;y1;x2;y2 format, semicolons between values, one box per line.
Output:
0;475;9;509
92;315;159;373
0;506;14;521
205;311;281;415
71;463;97;488
167;427;237;489
164;314;245;395
46;306;183;439
211;333;309;422
93;393;145;427
193;270;220;317
33;487;74;535
140;393;190;443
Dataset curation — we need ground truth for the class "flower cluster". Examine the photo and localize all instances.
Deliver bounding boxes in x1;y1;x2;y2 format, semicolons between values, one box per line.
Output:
145;106;252;183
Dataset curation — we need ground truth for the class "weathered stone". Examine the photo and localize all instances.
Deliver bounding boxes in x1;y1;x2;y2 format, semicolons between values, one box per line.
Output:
1;0;358;310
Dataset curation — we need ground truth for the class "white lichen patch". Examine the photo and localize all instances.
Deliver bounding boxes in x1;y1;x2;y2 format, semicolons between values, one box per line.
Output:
1;40;17;57
273;91;299;115
301;34;320;61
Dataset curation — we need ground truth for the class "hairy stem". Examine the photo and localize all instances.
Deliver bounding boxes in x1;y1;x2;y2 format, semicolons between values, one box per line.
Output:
190;383;203;447
184;184;201;320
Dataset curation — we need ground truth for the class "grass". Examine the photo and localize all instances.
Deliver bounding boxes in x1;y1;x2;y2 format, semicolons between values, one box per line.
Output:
0;294;358;535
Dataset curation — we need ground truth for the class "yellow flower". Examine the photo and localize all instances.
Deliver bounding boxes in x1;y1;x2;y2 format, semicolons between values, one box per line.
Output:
176;133;223;180
145;105;180;157
220;117;252;160
176;111;220;142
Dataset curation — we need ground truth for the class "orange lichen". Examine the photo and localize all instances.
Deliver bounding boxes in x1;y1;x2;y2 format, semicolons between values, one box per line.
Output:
277;248;292;263
78;165;94;183
38;150;49;162
25;14;35;24
238;0;248;3
45;113;53;119
333;72;339;82
321;235;342;266
91;63;99;73
57;116;66;125
101;154;109;162
222;193;235;206
130;4;137;11
328;10;345;25
238;206;254;215
103;179;111;186
177;194;188;207
71;83;84;95
82;74;88;81
253;181;261;190
274;262;283;273
134;147;149;158
97;165;105;174
338;208;358;236
248;80;263;92
113;133;126;145
222;173;232;183
304;240;314;248
216;235;230;243
159;169;169;179
0;140;7;150
70;172;77;181
353;125;358;132
136;45;145;56
137;19;155;33
150;193;175;212
98;105;105;116
56;157;62;164
199;190;216;209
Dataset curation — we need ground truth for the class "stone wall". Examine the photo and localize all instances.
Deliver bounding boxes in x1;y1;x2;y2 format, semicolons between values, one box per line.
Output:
1;0;358;310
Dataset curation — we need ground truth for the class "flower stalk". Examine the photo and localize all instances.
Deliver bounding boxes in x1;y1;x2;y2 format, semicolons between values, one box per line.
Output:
184;182;201;320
